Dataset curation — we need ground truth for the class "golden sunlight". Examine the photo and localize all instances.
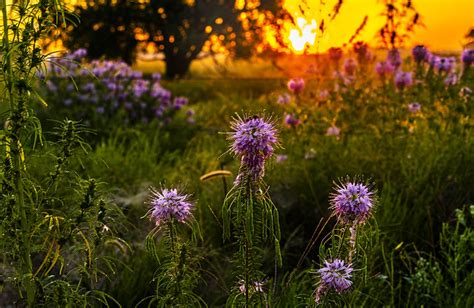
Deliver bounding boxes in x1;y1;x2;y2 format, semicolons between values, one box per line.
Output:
287;17;318;54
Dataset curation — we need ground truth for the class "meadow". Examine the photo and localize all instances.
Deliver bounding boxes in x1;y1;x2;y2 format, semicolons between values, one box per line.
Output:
0;2;473;306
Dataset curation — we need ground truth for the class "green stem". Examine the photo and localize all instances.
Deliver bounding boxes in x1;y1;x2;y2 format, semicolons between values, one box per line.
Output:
1;2;35;305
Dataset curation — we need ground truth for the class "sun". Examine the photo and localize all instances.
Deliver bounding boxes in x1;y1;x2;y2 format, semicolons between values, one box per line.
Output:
287;17;318;54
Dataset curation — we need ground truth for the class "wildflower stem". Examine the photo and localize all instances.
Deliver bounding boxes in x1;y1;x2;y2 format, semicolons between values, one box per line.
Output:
1;1;35;304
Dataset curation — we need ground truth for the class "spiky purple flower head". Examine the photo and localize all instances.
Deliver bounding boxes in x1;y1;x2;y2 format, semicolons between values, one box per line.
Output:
318;259;353;293
412;45;429;63
387;48;402;69
147;188;194;225
435;57;456;73
461;49;474;66
375;61;394;78
394;71;413;89
330;181;375;224
230;116;278;182
287;78;305;94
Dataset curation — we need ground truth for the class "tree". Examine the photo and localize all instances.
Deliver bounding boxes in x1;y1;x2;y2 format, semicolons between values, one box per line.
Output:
64;0;281;79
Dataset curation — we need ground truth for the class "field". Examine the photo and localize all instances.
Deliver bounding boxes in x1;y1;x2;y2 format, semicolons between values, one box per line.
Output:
1;45;473;306
0;1;473;305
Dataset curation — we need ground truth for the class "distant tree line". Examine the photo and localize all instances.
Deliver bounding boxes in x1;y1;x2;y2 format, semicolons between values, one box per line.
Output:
64;0;281;79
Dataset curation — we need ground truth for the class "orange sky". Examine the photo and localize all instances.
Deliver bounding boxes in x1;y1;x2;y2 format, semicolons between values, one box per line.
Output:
294;0;473;52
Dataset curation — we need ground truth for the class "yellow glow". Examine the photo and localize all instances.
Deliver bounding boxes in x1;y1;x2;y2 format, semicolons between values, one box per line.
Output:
271;0;473;53
287;18;317;54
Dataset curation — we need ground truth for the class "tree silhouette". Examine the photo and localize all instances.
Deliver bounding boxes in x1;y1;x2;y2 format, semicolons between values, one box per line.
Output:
65;0;280;79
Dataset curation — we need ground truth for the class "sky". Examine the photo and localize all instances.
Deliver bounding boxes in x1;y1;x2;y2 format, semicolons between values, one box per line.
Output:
301;0;473;51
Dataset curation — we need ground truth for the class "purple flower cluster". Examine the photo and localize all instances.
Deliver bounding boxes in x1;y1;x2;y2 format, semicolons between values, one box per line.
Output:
42;49;192;127
343;58;357;76
387;49;402;69
230;116;278;182
284;113;301;128
412;45;430;63
148;188;194;225
461;49;474;67
394;71;413;89
330;181;375;224
430;56;456;73
318;259;353;293
375;61;394;78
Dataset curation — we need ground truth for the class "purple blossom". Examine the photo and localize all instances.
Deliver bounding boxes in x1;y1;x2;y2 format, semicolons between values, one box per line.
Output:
319;90;330;101
461;49;474;66
375;61;394;78
435;57;456;73
318;259;353;293
343;58;357;76
394;71;413;89
276;154;288;163
230;116;278;182
132;79;149;97
330;181;375;224
173;97;189;110
284;113;301;128
444;73;458;86
326;125;340;137
412;45;429;63
277;93;292;104
96;106;105;114
151;72;162;80
387;49;402;69
64;99;73;106
147;188;194;225
287;78;305;94
408;102;421;113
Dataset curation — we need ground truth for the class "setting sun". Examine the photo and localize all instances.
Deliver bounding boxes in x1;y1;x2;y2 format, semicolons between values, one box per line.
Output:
287;17;318;54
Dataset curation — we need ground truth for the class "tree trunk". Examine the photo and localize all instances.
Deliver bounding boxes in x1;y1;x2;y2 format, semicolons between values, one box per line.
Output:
164;54;192;79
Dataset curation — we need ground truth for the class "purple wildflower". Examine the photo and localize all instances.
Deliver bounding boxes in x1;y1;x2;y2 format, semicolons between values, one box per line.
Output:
330;181;375;224
96;106;105;114
276;154;288;163
461;49;474;67
230;116;278;182
444;73;458;86
151;72;162;80
412;45;429;63
284;113;301;128
132;79;149;97
394;71;413;89
287;78;305;94
277;93;292;104
387;49;402;69
319;90;330;101
436;57;456;73
408;102;421;113
326;125;340;137
318;259;353;293
343;58;357;76
328;47;343;64
147;188;194;225
173;97;189;110
375;61;394;78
